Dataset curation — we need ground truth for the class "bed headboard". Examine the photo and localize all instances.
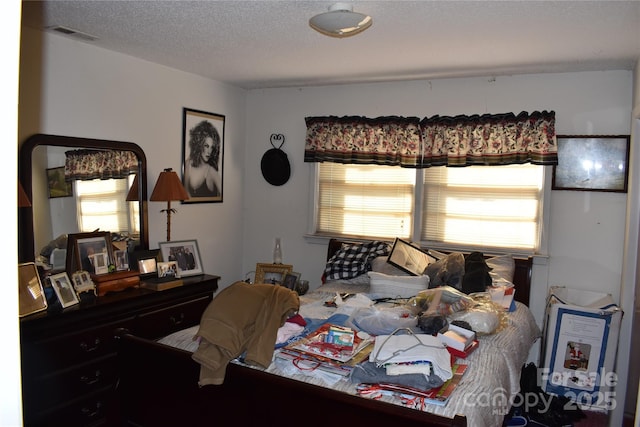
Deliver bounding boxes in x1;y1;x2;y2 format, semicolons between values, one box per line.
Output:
326;238;532;306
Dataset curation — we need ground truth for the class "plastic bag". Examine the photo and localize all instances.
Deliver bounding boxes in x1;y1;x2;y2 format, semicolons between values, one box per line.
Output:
405;286;473;316
447;293;506;335
352;306;418;336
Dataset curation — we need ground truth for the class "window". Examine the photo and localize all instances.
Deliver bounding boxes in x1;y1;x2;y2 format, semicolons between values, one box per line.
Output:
317;163;415;240
314;163;546;254
75;176;138;234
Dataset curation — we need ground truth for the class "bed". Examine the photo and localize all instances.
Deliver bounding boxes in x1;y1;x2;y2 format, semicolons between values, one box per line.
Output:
114;239;540;427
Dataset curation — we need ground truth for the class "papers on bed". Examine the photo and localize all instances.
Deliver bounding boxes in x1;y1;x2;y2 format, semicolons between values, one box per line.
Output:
284;323;373;363
488;284;516;311
276;321;374;377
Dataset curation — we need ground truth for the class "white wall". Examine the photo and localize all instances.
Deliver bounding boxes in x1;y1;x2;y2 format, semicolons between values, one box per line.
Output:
3;1;24;425
19;27;247;286
614;58;640;426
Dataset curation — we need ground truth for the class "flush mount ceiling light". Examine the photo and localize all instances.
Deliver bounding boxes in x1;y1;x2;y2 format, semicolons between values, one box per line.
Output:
309;3;372;38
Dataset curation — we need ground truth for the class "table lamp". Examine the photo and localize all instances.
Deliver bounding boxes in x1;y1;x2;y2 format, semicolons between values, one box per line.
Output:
150;168;189;241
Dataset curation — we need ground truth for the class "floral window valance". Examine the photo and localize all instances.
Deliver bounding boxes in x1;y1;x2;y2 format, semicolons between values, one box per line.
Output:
304;111;557;167
65;149;138;181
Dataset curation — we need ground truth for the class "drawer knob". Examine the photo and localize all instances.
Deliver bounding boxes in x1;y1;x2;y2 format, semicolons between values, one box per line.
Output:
79;338;101;352
80;369;101;385
170;313;185;325
80;401;102;419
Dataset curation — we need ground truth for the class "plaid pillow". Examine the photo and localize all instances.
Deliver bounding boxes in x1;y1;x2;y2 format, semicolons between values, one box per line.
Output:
323;241;391;281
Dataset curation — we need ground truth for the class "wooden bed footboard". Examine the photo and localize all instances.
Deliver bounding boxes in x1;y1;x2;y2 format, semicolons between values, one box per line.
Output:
114;329;466;427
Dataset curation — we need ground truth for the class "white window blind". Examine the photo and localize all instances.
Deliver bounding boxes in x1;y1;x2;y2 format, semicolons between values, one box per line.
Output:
75;177;132;233
422;164;543;251
315;163;544;253
317;163;414;240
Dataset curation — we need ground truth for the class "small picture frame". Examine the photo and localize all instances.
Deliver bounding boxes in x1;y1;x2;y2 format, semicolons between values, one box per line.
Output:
71;270;96;296
129;249;160;278
387;238;436;276
282;271;301;290
18;262;48;317
46;166;73;198
552;135;630;193
157;261;180;279
114;250;129;271
158;240;203;277
50;272;80;308
254;263;293;285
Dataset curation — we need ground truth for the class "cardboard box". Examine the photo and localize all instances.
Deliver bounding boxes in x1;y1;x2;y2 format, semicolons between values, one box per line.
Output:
541;286;621;411
438;324;476;352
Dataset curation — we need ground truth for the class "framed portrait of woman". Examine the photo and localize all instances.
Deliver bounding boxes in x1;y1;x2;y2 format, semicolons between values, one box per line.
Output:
181;107;225;203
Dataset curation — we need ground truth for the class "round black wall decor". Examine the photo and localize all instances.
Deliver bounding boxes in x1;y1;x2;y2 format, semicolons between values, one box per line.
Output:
261;134;291;186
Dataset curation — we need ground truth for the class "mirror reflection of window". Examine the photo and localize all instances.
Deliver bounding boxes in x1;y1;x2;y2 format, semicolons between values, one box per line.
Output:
75;176;139;233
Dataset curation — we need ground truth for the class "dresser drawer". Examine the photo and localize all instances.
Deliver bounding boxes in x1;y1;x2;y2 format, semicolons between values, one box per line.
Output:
23;355;119;413
134;295;210;339
22;317;134;376
23;386;113;427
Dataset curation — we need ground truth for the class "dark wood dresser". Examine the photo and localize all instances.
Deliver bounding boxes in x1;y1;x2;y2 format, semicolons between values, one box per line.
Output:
19;274;219;427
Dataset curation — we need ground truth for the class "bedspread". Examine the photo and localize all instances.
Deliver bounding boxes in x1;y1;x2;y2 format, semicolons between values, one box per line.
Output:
158;282;541;427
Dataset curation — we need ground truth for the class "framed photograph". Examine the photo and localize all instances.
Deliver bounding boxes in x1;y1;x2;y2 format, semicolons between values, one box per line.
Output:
89;252;110;275
282;271;301;290
67;232;113;275
158;240;203;277
129;249;160;278
181;108;225;203
157;261;180;278
254;263;293;285
552;135;630;193
387;238;436;276
50;272;80;308
46;166;73;198
114;250;129;271
18;262;48;317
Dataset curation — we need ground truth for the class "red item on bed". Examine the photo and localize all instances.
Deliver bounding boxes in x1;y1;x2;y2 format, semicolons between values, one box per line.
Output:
286;313;307;327
445;340;479;359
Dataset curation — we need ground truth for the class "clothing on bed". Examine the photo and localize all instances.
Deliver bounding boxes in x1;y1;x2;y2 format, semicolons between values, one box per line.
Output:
350;361;445;390
192;281;299;386
323;240;391;281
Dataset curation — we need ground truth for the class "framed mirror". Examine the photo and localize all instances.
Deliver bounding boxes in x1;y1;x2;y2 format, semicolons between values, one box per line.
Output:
18;134;149;263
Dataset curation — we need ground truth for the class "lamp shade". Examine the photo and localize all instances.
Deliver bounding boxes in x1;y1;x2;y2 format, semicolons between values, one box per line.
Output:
125;174;140;201
18;181;31;207
150;168;189;202
309;3;372;38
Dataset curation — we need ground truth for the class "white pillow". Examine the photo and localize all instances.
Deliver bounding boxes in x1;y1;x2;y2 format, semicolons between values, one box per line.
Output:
486;255;515;282
367;271;430;299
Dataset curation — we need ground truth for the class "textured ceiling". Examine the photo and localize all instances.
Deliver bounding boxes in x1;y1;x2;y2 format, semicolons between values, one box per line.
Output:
21;0;640;90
